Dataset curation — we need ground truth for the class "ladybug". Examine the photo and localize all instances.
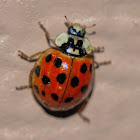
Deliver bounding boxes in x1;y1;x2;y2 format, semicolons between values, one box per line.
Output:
17;16;111;122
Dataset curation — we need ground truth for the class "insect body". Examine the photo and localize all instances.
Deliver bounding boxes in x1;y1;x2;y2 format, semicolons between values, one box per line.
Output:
32;48;93;111
17;16;111;121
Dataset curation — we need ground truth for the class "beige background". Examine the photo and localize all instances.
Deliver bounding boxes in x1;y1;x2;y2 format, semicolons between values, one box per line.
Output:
0;0;140;140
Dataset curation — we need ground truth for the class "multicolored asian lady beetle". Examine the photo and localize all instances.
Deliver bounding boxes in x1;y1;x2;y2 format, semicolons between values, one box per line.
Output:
16;16;111;122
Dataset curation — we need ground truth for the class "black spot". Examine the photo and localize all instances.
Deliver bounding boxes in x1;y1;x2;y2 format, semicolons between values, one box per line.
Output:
57;73;66;84
42;75;50;85
42;90;45;96
34;85;39;94
46;54;52;62
51;93;58;101
35;66;41;77
80;63;87;74
54;58;62;68
79;48;86;57
65;97;74;103
90;64;92;72
81;85;88;93
71;76;79;87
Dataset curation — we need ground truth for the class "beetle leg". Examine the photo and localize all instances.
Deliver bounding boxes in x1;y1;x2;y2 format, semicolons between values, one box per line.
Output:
16;85;31;90
77;98;90;123
78;112;90;123
94;60;111;69
38;22;55;47
18;50;44;62
29;68;34;88
91;46;104;53
16;68;34;90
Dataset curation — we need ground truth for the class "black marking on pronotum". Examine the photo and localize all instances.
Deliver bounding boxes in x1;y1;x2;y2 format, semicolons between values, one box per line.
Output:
54;58;62;68
81;85;88;93
76;40;83;47
64;97;74;103
51;93;58;101
60;38;86;57
71;76;79;87
46;54;52;62
42;75;50;85
60;37;74;52
80;63;87;74
35;66;41;77
57;73;66;84
34;85;39;94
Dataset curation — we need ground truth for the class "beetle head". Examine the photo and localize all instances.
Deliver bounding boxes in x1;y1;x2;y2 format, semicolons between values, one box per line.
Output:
65;16;95;38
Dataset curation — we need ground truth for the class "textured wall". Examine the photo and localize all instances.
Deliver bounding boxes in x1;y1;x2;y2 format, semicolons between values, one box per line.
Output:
0;0;140;140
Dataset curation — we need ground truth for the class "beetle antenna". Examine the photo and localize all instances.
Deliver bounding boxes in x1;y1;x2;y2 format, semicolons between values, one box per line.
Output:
64;16;73;24
84;24;96;28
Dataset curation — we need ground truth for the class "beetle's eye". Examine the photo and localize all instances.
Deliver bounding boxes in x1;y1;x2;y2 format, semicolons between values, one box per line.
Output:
78;31;81;34
71;28;77;35
68;27;77;36
78;31;82;37
70;27;73;32
73;29;76;33
79;30;86;37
